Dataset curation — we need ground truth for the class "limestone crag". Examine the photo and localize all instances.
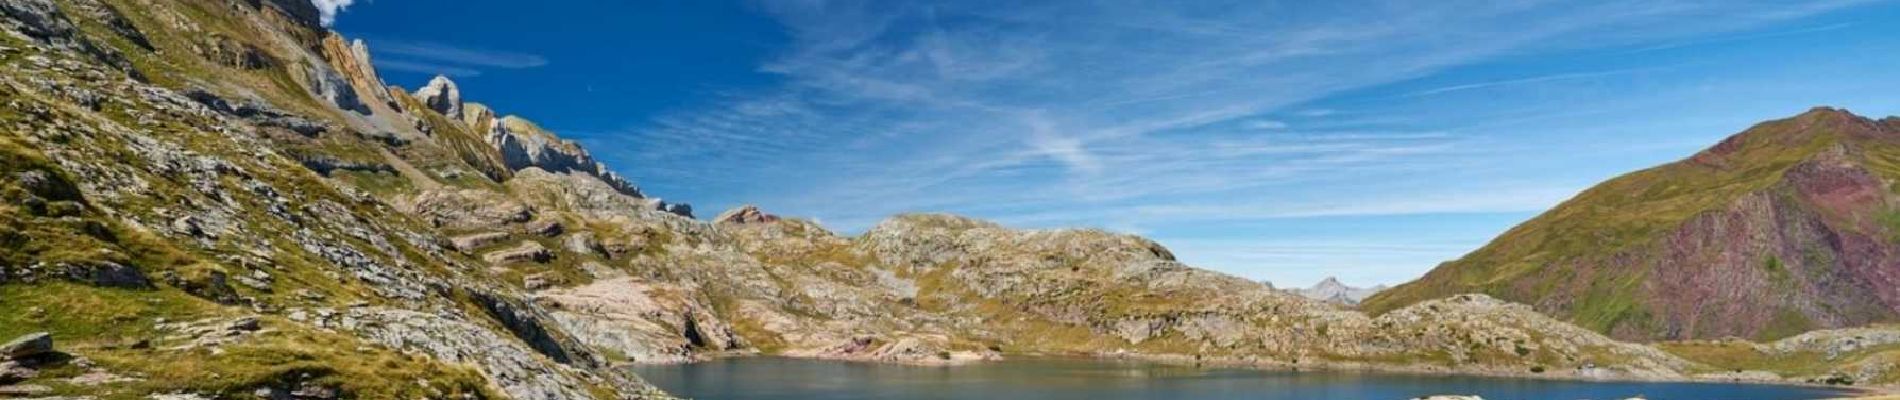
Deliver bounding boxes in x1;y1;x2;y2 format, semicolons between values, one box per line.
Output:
414;75;462;120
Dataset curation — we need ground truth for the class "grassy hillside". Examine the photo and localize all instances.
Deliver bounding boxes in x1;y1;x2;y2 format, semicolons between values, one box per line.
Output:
1366;108;1900;341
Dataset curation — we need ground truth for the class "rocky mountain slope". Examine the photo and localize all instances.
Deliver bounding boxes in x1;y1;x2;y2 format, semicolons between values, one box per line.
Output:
1289;277;1388;306
1365;108;1900;342
0;0;1893;398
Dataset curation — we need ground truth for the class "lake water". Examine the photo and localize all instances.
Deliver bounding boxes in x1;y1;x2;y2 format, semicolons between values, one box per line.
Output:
629;357;1858;400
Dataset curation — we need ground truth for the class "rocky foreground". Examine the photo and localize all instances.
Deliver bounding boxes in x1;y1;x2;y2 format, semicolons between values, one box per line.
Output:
0;0;1895;398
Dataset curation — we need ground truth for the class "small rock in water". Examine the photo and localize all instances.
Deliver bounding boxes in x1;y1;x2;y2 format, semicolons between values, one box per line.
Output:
0;333;53;359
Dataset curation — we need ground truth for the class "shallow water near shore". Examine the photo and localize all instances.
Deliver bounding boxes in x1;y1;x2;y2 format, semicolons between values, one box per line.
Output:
629;356;1856;400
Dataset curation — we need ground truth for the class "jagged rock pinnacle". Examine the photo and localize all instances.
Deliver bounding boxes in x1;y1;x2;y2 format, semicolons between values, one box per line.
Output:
415;75;463;120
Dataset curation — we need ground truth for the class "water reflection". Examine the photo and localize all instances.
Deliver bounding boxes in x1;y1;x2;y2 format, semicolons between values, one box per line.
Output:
630;356;1855;400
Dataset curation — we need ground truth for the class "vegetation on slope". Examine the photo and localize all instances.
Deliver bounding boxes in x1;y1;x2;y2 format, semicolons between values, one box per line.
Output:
1366;108;1900;341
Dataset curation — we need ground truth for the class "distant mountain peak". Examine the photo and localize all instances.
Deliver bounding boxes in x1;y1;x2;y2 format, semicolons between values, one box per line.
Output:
1290;276;1385;306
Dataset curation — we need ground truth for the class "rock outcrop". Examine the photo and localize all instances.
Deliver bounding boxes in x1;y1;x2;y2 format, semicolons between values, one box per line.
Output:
715;205;780;225
414;75;463;120
0;333;52;360
484;241;554;264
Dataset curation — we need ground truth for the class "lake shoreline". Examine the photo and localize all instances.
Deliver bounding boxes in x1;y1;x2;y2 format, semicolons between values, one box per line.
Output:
642;351;1887;397
632;354;1868;400
1090;352;1893;397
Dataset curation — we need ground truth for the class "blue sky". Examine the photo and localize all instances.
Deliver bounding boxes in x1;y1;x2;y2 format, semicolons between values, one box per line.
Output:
330;1;1900;288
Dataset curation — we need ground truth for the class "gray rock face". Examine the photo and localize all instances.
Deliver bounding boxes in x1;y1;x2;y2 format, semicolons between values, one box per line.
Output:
421;84;689;218
0;0;134;75
537;278;745;364
296;307;669;400
0;333;52;359
395;188;534;230
0;0;82;45
469;290;588;366
183;89;330;136
304;60;369;114
481;115;684;214
414;75;463;120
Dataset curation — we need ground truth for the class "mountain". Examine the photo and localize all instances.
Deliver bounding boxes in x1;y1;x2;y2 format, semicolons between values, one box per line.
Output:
1290;277;1388;306
1365;107;1900;342
0;0;1894;398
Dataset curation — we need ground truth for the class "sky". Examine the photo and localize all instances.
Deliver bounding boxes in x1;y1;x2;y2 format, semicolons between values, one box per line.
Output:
330;0;1900;288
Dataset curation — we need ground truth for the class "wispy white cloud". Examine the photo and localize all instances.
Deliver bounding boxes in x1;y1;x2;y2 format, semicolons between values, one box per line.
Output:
363;39;548;78
1164;239;1482;286
373;41;549;69
1624;22;1858;53
1244;119;1289;130
626;0;1862;215
1130;185;1578;220
1405;66;1666;97
599;0;1880;283
372;59;484;78
312;0;353;27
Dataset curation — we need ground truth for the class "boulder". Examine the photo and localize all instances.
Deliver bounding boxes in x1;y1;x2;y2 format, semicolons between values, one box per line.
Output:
228;316;261;332
60;260;151;288
0;333;52;359
451;232;512;252
484;241;553;265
